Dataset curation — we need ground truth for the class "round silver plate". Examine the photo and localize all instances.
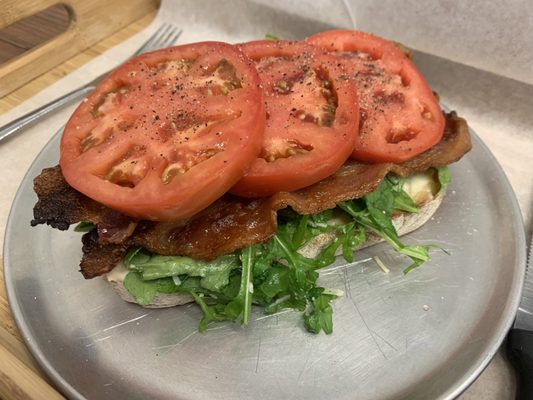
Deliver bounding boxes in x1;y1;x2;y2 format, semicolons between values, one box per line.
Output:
4;129;526;400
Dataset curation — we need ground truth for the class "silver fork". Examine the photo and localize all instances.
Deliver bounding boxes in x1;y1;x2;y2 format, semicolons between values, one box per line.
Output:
0;23;183;143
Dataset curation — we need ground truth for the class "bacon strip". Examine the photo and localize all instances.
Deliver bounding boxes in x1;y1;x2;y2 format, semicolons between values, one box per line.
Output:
31;168;137;244
80;230;130;279
32;112;471;278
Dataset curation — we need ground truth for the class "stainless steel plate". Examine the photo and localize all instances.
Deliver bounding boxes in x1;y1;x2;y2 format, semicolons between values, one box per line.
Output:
4;129;526;400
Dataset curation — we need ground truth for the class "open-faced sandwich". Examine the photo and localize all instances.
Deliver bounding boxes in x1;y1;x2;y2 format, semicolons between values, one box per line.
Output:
31;30;471;334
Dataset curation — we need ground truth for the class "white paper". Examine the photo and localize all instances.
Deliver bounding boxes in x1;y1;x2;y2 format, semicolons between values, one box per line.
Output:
346;0;533;85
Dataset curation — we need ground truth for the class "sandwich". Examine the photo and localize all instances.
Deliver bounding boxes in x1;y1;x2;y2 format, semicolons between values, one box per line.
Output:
30;31;471;334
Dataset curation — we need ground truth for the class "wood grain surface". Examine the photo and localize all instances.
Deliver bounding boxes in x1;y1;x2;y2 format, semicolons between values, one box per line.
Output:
0;4;70;64
0;12;156;114
0;0;159;97
0;10;156;399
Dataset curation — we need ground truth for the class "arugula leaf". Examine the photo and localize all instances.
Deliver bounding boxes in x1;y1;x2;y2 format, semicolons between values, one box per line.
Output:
123;271;158;305
393;190;419;213
385;174;418;213
292;215;309;248
341;223;366;263
437;167;451;194
264;33;279;40
257;265;289;299
197;257;240;292
308;208;335;230
73;221;96;232
124;247;150;266
341;201;432;270
304;288;336;334
190;292;227;332
123;272;183;304
156;278;181;294
125;251;239;291
224;246;255;325
364;178;395;217
340;178;434;272
389;176;418;213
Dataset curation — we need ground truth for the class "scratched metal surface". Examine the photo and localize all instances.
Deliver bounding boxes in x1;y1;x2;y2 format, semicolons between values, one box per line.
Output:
4;127;526;400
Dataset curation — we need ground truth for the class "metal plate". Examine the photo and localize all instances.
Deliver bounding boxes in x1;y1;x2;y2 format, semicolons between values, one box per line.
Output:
4;128;526;400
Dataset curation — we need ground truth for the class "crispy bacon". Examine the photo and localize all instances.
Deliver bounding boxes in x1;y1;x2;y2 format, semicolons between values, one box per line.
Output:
31;112;471;278
80;230;130;279
31;166;106;230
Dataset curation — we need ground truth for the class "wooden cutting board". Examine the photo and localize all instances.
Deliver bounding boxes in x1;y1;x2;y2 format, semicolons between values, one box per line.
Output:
0;0;159;97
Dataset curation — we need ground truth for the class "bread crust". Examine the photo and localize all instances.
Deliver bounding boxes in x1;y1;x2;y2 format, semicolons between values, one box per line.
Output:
104;191;444;308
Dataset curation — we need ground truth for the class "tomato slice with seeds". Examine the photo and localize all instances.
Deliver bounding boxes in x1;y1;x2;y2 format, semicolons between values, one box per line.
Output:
60;42;265;221
230;40;360;197
307;30;445;163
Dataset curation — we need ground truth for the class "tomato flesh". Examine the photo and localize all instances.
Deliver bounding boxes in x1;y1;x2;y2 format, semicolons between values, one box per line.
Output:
230;40;360;197
307;30;445;163
60;42;265;221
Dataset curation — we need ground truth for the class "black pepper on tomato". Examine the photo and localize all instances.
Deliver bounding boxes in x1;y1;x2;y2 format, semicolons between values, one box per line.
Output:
60;42;265;221
307;30;445;163
231;40;360;197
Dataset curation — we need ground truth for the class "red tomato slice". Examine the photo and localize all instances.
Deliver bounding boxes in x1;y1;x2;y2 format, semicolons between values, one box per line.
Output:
307;30;445;163
60;42;265;221
230;40;360;197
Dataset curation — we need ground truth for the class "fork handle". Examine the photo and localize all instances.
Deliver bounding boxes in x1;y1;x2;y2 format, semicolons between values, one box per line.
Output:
0;85;95;143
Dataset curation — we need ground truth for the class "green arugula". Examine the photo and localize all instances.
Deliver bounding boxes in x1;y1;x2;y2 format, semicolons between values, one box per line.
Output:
123;271;159;305
73;221;96;232
437;167;451;194
120;170;450;334
339;178;433;274
304;288;336;334
264;33;280;40
124;249;239;291
225;246;255;325
190;292;227;332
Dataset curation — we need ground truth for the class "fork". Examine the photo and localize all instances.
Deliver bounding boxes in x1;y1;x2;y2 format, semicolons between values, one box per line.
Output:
0;23;183;143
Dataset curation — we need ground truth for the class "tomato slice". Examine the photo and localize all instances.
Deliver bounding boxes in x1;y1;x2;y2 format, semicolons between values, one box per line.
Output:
230;40;360;197
307;30;445;163
60;42;265;221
